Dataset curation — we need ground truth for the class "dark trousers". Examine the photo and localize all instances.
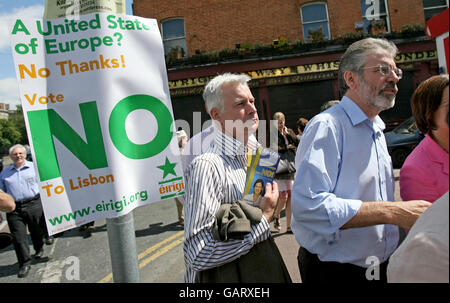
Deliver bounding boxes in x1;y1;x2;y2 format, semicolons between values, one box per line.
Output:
196;236;292;283
297;247;388;283
6;198;46;267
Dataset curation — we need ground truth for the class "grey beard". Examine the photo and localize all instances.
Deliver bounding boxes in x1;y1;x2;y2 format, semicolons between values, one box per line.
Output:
372;93;395;111
359;80;396;112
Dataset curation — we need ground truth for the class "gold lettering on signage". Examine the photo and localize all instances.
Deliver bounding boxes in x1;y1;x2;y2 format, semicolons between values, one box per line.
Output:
168;51;436;90
395;50;437;64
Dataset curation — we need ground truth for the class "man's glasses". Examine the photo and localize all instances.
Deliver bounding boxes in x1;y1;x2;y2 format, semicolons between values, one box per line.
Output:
361;64;403;79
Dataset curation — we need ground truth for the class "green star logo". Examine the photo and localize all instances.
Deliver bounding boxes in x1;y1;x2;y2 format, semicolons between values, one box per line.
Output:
157;157;177;179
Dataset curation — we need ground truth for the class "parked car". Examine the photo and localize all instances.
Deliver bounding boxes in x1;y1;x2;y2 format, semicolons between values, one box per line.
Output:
385;117;424;168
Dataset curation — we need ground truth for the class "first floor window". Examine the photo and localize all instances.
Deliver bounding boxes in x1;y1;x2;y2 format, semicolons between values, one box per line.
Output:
361;0;391;34
161;18;187;58
301;3;330;41
423;0;449;21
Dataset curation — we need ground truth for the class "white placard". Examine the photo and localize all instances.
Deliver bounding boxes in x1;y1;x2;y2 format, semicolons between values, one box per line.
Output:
10;13;184;235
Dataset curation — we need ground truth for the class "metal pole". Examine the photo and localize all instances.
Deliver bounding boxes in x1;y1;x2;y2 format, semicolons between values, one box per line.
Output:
106;212;140;283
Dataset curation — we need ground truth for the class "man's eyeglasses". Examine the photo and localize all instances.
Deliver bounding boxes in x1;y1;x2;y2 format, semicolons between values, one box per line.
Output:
361;64;403;79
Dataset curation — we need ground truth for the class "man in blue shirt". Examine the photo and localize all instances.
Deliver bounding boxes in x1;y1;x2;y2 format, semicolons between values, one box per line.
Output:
0;144;49;278
291;38;431;283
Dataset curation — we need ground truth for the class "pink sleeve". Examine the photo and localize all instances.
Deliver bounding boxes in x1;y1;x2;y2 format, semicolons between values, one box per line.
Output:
400;164;437;203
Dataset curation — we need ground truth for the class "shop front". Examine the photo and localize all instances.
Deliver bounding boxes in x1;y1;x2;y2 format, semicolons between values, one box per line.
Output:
168;39;438;137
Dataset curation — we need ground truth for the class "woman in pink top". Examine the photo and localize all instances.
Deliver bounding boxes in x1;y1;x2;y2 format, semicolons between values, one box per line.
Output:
400;74;449;203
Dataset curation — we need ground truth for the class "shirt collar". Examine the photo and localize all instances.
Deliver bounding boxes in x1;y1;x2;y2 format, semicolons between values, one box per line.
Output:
212;130;246;157
211;127;259;157
7;160;32;171
247;134;259;151
341;96;385;132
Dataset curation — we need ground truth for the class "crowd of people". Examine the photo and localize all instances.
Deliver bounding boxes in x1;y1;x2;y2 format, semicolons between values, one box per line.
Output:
0;37;448;283
180;37;448;283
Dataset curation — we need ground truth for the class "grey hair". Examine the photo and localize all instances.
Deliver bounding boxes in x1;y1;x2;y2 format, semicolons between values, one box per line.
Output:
9;144;26;155
202;73;251;115
338;38;398;94
320;100;340;112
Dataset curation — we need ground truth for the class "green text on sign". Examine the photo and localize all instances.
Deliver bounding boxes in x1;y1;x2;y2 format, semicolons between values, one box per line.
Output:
27;95;173;181
109;95;173;159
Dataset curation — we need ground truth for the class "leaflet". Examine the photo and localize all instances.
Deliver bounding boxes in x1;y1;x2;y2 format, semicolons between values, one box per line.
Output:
242;146;280;207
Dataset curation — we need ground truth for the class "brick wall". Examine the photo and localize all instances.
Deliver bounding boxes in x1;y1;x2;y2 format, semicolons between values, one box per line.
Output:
133;0;428;56
387;0;425;31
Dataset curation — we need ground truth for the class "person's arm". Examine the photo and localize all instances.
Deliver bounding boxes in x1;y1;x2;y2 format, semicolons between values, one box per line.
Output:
388;231;449;282
292;119;363;241
0;190;15;213
293;118;431;236
183;157;272;272
341;200;431;230
286;128;300;147
277;132;286;152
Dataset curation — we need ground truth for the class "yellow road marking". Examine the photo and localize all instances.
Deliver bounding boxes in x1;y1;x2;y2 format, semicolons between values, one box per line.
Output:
138;231;184;260
98;273;113;283
97;231;184;283
139;236;184;268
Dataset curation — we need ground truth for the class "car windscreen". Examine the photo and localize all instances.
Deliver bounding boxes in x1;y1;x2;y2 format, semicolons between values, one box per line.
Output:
392;117;417;134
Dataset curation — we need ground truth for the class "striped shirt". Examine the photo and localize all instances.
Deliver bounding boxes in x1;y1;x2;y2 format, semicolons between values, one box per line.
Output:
183;131;271;282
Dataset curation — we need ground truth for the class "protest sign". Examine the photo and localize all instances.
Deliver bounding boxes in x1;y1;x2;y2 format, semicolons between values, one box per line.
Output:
44;0;125;19
10;13;184;235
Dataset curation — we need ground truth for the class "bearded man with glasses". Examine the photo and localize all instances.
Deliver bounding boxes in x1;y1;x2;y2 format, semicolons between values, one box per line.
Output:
290;38;431;283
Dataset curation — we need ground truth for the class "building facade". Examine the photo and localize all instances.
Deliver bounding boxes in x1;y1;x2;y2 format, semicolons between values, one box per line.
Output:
0;103;11;120
133;0;448;136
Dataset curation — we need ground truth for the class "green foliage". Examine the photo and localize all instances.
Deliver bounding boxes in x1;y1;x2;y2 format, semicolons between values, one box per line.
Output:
0;119;21;150
166;24;426;68
8;106;28;144
241;42;252;50
400;24;425;37
278;36;289;47
0;106;28;155
333;31;369;45
253;42;265;49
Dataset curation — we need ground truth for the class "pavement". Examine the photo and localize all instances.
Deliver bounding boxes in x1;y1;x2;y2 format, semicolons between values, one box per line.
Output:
0;209;301;283
271;218;301;282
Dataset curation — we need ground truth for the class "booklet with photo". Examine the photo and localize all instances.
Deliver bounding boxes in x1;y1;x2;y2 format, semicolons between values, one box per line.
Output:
242;146;280;207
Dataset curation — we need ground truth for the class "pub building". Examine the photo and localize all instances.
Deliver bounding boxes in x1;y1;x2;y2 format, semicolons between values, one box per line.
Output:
133;0;447;136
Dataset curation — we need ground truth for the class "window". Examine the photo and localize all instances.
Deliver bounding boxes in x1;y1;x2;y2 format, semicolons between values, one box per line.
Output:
161;18;187;58
300;3;330;41
360;0;390;34
423;0;449;21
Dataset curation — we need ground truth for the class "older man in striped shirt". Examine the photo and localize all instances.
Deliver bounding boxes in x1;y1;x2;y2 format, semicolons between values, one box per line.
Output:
183;73;288;283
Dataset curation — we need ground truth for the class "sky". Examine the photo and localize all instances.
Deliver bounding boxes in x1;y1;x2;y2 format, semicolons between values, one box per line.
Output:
0;0;133;110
